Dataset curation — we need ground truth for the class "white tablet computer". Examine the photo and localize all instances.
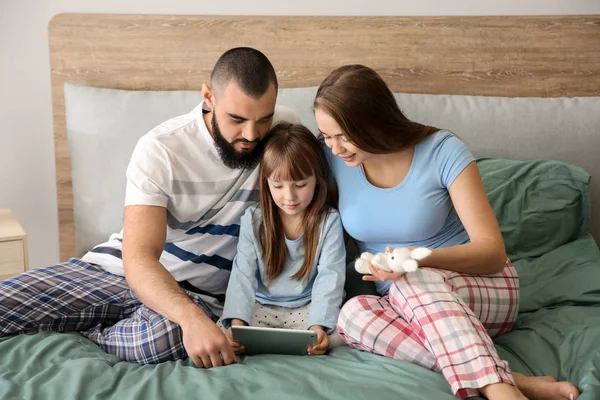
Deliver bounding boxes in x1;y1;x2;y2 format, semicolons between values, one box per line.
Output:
231;326;318;356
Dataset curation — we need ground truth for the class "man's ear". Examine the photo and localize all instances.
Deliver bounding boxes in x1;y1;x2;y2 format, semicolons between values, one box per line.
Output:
202;83;215;110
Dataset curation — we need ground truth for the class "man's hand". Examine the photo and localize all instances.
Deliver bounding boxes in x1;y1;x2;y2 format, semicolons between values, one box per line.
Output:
123;205;237;368
181;311;237;368
225;318;246;355
307;325;329;355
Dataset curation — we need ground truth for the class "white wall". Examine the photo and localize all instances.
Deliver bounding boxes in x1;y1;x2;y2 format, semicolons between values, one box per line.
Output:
1;0;599;268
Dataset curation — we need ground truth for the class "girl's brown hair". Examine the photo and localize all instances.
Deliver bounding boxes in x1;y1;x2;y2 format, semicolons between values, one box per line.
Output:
259;123;333;283
314;64;439;153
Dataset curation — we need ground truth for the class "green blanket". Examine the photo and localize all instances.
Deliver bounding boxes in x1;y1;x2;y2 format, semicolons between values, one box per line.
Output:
495;236;600;400
2;236;599;400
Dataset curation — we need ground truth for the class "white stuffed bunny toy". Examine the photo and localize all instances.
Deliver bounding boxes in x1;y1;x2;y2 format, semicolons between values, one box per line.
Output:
355;247;432;274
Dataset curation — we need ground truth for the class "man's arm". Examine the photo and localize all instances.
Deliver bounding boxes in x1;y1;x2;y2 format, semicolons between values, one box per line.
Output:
122;205;236;368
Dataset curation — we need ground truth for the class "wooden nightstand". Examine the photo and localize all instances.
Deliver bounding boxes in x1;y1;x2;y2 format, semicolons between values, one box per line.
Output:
0;209;28;280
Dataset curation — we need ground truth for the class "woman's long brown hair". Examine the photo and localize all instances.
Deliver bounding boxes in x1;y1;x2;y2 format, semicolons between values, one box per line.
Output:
313;64;440;153
259;123;333;283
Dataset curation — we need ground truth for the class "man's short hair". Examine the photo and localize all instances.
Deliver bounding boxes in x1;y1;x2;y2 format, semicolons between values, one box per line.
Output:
210;47;278;98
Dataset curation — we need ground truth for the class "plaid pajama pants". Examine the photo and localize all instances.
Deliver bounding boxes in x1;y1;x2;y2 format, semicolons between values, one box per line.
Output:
337;260;519;399
0;258;216;364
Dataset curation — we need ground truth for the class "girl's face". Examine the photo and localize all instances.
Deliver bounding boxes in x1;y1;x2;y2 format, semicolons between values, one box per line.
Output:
267;173;317;218
315;108;368;168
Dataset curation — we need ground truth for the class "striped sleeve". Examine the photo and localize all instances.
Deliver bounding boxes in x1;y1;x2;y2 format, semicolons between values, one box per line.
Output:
125;137;172;207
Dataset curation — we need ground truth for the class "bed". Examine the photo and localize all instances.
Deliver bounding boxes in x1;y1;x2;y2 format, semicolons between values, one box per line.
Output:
1;14;600;400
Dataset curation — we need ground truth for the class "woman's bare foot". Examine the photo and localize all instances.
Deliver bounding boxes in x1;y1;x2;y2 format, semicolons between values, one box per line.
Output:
513;372;580;400
480;382;527;400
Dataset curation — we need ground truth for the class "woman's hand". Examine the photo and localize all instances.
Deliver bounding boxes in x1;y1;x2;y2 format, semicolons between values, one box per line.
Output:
307;325;329;355
362;263;406;282
361;246;417;282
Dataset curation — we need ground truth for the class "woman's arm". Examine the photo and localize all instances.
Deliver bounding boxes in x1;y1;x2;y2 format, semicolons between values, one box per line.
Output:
423;162;506;274
364;162;505;283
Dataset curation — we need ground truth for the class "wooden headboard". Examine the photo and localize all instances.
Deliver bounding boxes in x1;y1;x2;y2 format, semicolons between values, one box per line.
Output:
49;14;600;261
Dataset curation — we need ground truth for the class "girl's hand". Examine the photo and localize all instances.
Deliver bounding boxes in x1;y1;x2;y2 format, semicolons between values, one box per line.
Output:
226;319;247;355
362;263;406;282
307;325;329;355
231;318;246;327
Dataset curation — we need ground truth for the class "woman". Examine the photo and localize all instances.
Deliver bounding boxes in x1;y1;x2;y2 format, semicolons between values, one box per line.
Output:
313;64;579;400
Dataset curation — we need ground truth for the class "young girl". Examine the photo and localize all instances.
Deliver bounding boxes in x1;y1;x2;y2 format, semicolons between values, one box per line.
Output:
313;65;579;399
220;122;346;356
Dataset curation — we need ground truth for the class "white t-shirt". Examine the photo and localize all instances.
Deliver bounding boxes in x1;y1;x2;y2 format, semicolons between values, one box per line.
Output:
82;101;299;314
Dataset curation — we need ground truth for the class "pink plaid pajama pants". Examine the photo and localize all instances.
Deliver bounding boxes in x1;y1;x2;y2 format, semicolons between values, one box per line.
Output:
337;260;519;399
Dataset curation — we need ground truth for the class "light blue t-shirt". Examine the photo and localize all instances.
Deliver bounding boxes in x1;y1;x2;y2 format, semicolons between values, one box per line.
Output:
325;130;474;295
221;205;346;333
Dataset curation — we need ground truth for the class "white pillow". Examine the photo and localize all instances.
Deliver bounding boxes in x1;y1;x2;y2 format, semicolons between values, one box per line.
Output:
393;93;600;243
64;84;320;255
276;86;319;134
65;84;203;255
276;87;600;240
65;84;600;255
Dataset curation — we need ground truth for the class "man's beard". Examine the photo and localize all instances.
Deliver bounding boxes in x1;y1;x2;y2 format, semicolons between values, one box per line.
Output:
211;112;265;170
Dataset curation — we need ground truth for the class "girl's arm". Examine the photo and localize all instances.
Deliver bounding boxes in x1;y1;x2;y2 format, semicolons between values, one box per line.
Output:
307;212;347;333
221;210;260;328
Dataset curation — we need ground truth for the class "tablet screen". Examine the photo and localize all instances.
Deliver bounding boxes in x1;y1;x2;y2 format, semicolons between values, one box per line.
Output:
231;326;318;356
